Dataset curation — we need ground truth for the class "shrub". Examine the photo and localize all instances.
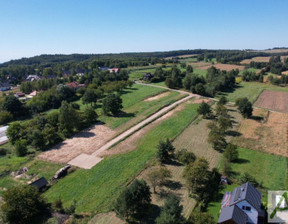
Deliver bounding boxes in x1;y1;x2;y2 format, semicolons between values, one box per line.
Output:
0;148;7;156
14;139;28;157
0;111;13;124
176;149;196;165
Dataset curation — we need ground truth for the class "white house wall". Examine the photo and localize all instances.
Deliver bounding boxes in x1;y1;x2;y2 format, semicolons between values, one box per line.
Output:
236;200;258;224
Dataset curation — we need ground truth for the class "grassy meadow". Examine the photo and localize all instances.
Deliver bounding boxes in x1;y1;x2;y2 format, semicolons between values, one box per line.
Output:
217;81;288;103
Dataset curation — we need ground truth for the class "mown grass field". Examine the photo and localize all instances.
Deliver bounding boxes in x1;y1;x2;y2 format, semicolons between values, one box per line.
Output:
44;102;200;213
217;81;288;103
207;147;287;221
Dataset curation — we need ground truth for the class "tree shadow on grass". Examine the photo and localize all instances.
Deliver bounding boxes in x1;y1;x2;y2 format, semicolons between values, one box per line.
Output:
140;204;161;224
164;159;182;167
250;115;264;121
163;180;182;191
234;158;250;164
226;130;242;137
116;111;135;118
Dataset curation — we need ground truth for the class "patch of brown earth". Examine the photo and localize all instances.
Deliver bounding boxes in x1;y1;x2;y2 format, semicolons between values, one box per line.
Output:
38;123;116;164
144;91;170;101
199;64;245;71
235;110;288;157
254;90;288;113
193;98;212;104
88;212;124;224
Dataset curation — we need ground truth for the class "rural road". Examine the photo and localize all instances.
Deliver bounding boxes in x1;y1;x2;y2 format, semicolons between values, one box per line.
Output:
68;88;200;169
92;93;198;156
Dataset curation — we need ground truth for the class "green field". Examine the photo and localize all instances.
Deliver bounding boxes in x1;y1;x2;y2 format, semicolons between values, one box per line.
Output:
99;85;185;129
0;152;61;196
193;68;207;77
44;102;200;213
207;147;287;221
217;82;288;103
239;68;260;75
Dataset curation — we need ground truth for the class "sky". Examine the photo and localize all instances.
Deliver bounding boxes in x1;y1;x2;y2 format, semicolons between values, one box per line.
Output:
0;0;288;63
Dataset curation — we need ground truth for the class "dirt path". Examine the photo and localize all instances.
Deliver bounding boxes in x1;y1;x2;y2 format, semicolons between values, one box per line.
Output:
68;94;197;169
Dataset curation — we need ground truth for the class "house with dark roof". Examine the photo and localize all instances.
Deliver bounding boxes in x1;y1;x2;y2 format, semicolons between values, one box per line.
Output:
30;177;48;191
0;82;11;91
143;73;154;81
218;182;264;224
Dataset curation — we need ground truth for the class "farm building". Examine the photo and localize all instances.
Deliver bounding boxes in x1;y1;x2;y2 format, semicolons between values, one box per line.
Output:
27;90;39;98
109;68;120;73
14;92;25;98
98;66;110;72
143;73;154;81
30;177;48;191
0;126;9;145
26;75;41;82
0;82;11;91
218;182;264;224
66;81;85;90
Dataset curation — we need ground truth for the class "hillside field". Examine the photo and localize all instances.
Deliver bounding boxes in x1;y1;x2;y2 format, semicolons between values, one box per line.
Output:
44;102;200;213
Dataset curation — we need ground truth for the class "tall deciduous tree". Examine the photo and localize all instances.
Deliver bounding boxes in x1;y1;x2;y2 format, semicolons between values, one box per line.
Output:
1;186;49;224
183;158;210;200
82;89;97;106
102;93;123;115
59;101;79;136
235;97;253;118
114;179;151;221
197;102;212;119
156;194;185;224
2;95;25;117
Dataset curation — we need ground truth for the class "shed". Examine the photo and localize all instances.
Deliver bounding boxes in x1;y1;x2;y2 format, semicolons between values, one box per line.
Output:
30;177;48;191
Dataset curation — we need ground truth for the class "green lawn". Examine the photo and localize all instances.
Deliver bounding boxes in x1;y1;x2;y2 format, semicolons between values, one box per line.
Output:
207;147;287;221
194;68;207;77
98;84;184;129
44;102;200;213
217;82;288;103
0;152;61;195
239;68;260;75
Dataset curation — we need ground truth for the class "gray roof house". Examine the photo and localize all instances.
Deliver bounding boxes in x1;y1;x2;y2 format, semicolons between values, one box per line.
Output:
218;182;264;224
0;82;11;91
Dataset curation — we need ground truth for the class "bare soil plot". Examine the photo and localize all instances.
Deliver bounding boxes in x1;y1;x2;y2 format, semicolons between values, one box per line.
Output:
198;64;245;71
173;105;243;169
254;90;288;113
88;212;124;224
188;61;211;68
234;109;288;157
193;98;212;104
282;70;288;75
38;123;116;164
144;91;170;101
241;56;288;64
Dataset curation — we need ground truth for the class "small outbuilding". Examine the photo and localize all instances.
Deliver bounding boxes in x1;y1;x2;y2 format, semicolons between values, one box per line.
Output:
30;177;48;191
